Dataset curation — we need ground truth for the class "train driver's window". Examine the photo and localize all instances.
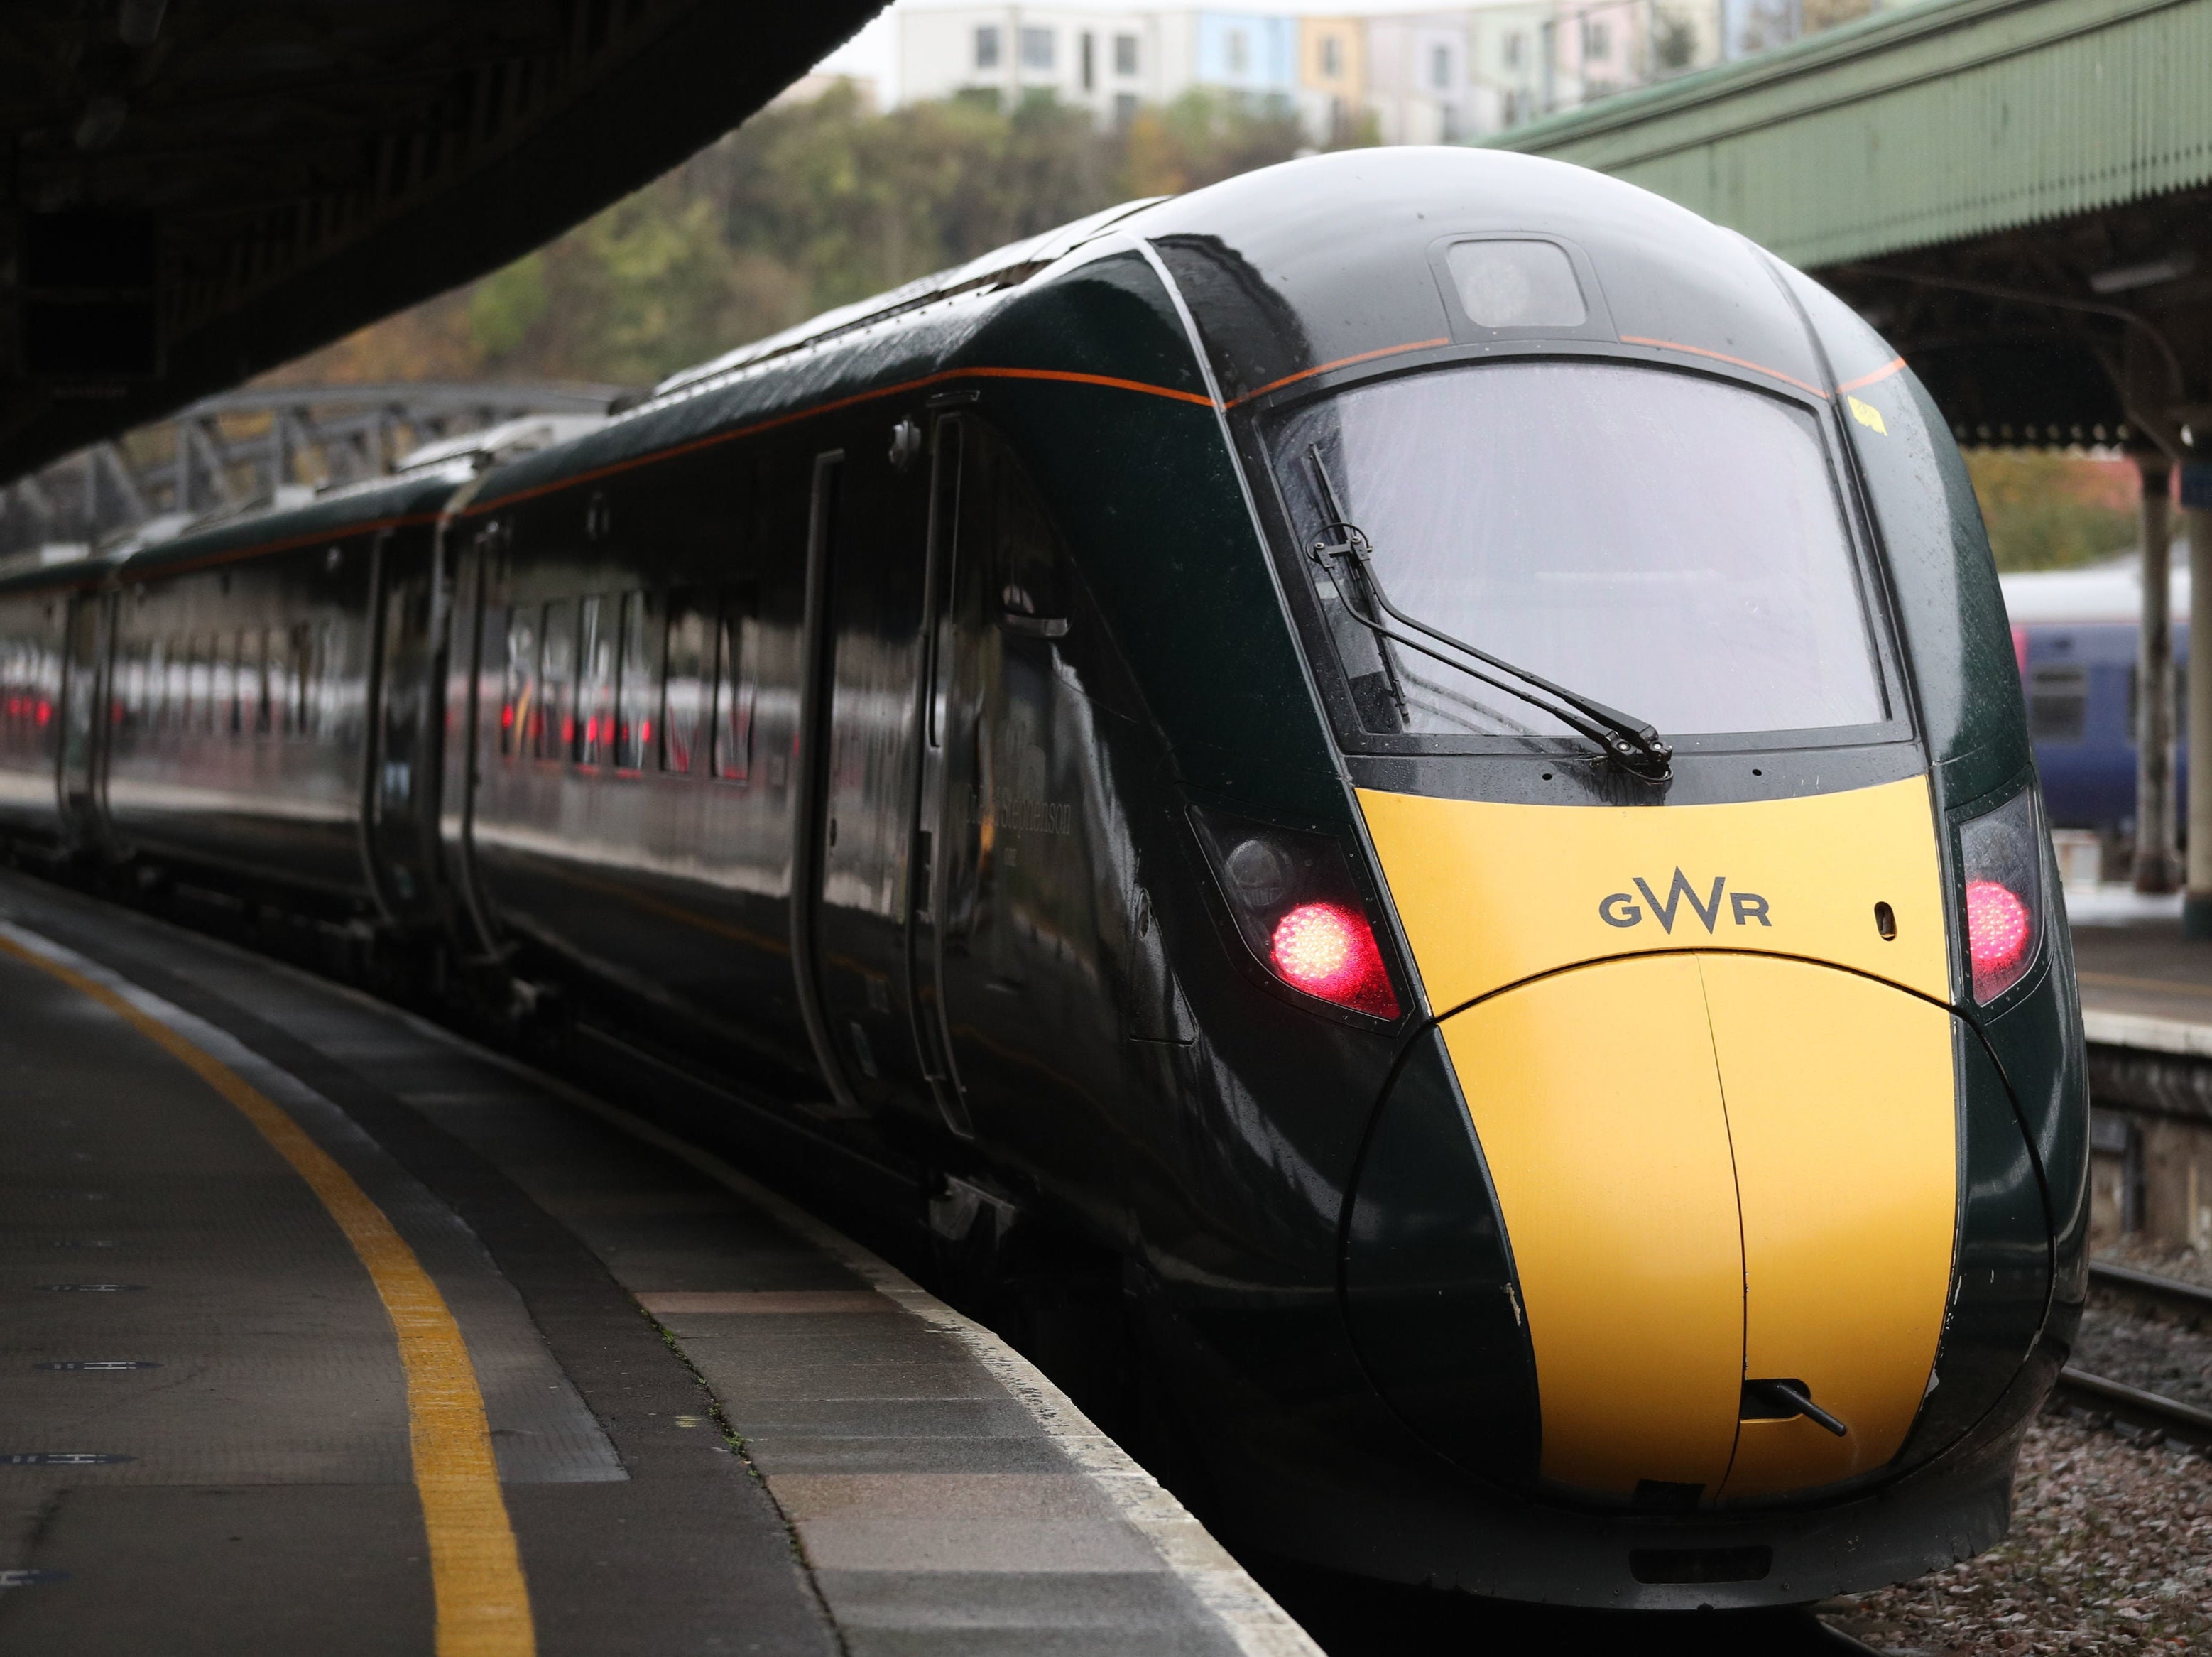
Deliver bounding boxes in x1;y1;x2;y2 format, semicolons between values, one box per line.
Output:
501;606;537;758
614;590;658;771
578;595;616;766
713;586;758;782
2030;664;2088;744
660;590;711;775
538;599;577;761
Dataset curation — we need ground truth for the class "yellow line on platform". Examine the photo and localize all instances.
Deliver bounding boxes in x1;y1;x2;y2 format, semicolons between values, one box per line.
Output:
0;934;534;1657
2077;969;2212;1000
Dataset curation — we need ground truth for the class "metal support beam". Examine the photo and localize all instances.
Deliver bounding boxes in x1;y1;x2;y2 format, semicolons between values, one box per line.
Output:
2186;462;2212;936
2138;455;2179;893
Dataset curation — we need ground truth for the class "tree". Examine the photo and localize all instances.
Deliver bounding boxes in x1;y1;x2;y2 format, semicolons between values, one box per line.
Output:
276;85;1351;390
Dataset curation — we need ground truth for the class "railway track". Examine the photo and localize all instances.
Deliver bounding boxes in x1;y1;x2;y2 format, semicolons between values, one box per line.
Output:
2056;1260;2212;1443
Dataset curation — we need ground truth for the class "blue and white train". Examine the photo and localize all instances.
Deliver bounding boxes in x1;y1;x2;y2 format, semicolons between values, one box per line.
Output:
2005;557;2191;840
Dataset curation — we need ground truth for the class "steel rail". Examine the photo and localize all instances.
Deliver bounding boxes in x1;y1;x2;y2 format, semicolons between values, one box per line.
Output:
2088;1257;2212;1320
2053;1259;2212;1441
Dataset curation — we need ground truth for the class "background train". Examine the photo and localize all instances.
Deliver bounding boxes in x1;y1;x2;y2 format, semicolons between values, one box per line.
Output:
0;148;2083;1612
2005;558;2192;860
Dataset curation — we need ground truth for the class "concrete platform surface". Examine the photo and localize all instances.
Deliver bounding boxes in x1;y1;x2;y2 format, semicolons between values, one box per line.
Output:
2069;905;2212;1050
0;871;1313;1657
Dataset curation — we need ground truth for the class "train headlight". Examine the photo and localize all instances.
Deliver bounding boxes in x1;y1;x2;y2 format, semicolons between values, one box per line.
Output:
1958;790;2043;1004
1191;805;1402;1020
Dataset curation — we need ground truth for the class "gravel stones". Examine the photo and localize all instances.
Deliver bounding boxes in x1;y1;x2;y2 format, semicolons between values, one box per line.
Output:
1824;1413;2212;1653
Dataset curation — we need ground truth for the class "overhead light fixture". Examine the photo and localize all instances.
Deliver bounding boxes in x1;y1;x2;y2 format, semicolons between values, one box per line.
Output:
2089;251;2198;295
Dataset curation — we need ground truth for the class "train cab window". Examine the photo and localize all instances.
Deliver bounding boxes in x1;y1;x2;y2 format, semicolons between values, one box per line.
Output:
501;606;538;757
538;598;577;761
660;590;711;775
578;595;617;766
614;590;658;771
713;586;759;782
1270;361;1885;744
2028;663;2088;743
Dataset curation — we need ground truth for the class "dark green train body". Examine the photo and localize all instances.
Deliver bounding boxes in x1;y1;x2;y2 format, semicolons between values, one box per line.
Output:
0;150;2083;1609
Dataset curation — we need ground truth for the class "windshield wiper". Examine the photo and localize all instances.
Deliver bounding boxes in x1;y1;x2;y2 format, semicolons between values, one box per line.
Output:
1306;445;1673;782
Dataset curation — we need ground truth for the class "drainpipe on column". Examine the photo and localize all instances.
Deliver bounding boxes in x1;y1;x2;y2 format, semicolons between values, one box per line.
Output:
2185;460;2212;936
2136;453;2179;893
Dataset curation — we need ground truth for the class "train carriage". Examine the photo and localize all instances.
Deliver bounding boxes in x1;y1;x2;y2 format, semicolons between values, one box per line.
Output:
0;148;2085;1610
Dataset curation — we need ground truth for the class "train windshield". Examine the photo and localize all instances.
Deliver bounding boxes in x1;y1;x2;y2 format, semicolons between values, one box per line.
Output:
1270;361;1886;745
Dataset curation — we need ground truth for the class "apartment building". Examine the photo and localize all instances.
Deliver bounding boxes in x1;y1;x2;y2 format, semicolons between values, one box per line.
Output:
898;8;1302;128
893;0;1765;143
898;7;1189;125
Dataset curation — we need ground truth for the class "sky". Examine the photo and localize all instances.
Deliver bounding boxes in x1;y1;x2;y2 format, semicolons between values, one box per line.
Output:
813;0;1446;104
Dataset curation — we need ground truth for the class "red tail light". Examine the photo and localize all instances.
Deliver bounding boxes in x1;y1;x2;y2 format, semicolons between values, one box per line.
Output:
1270;902;1397;1016
1965;879;2030;979
1958;791;2043;1003
1191;805;1403;1021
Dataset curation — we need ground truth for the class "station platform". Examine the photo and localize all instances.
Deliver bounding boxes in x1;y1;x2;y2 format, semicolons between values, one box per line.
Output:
0;871;1309;1657
2067;886;2212;1049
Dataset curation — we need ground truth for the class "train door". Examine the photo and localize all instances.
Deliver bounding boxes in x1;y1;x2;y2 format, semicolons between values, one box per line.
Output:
908;413;973;1136
912;418;1091;1152
364;530;442;922
58;587;108;847
792;422;937;1124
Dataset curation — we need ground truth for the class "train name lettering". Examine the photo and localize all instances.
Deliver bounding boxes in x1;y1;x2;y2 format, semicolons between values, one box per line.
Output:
966;789;1074;836
1598;870;1770;933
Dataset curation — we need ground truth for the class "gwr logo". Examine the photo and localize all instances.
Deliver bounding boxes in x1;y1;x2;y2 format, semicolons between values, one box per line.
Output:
1598;870;1771;933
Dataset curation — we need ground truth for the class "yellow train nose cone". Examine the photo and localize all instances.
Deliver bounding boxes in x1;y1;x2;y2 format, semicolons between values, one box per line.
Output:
1437;952;1956;1502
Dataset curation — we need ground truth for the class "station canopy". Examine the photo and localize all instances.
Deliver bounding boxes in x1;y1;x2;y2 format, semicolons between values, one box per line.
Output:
1494;0;2212;455
0;1;884;484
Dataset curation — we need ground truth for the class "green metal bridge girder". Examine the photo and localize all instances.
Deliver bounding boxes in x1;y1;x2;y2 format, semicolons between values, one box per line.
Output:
1490;0;2212;271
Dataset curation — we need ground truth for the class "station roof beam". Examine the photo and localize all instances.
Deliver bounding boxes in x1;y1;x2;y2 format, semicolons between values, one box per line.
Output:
0;0;885;484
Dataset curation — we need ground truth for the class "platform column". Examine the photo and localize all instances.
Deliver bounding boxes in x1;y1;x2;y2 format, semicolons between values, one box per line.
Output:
2136;455;2178;893
2185;462;2212;936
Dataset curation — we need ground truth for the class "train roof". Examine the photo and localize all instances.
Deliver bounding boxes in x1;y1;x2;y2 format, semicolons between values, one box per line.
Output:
1118;146;1838;410
469;147;1858;519
2000;553;2195;626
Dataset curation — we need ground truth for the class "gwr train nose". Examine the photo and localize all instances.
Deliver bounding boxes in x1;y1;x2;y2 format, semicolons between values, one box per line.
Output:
1350;952;1960;1504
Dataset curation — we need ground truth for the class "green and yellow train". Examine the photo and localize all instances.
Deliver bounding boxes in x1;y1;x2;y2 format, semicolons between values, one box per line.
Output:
0;148;2084;1607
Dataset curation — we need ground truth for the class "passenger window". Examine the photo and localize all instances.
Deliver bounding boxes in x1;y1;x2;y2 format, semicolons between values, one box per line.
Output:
250;629;271;734
615;590;658;771
713;586;758;782
538;599;577;761
285;623;312;737
578;595;616;766
660;590;712;776
188;636;212;733
502;606;537;757
207;637;232;734
167;638;188;733
2029;663;2087;744
146;639;167;732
